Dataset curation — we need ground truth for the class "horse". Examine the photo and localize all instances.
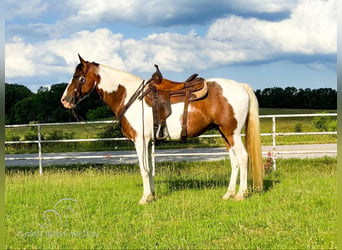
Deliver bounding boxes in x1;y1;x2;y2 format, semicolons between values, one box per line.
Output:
61;55;264;204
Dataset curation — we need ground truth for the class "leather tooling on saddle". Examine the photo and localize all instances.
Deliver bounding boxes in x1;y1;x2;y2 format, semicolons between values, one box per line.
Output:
142;65;208;141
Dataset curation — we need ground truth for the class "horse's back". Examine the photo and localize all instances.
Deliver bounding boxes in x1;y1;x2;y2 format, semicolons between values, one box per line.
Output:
207;78;249;99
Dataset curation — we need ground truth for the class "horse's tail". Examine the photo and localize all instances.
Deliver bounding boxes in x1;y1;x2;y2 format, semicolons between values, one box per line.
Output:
242;84;263;191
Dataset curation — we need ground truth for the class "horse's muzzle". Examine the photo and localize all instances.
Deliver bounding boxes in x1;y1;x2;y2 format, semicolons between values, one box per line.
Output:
61;96;75;109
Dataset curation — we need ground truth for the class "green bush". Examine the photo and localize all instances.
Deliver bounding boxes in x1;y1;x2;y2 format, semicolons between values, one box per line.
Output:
45;129;64;140
86;106;113;120
24;131;38;140
312;114;337;132
97;123;123;138
294;123;302;132
328;119;337;131
63;131;75;139
44;129;75;140
5;130;20;141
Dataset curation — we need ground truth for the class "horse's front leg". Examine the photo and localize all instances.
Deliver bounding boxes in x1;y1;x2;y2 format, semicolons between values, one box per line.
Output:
135;137;155;204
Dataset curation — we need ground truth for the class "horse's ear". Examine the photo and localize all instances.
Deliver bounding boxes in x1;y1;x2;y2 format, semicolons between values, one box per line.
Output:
78;54;87;67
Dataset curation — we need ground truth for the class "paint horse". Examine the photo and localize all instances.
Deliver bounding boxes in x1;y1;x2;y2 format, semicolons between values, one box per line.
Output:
61;55;264;204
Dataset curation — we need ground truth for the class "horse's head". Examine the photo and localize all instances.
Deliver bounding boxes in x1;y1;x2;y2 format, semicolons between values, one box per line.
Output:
61;54;100;109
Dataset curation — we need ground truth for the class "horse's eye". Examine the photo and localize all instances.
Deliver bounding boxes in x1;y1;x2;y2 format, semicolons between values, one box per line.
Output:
79;76;86;84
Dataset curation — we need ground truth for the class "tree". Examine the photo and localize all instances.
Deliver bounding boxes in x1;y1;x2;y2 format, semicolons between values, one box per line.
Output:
255;86;336;109
12;97;37;124
6;82;110;124
5;83;33;124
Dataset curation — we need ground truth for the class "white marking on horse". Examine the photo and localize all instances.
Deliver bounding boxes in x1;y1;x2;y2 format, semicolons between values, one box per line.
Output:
208;78;249;133
97;65;143;101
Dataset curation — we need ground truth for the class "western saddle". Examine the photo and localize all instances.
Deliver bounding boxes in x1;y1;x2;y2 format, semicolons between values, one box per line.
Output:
143;65;208;140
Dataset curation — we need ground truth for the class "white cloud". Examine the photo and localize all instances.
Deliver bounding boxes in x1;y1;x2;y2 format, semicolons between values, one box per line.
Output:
122;32;214;72
207;0;337;57
6;38;36;77
45;0;299;28
5;0;336;81
5;29;125;78
226;0;298;14
6;0;299;24
5;0;302;45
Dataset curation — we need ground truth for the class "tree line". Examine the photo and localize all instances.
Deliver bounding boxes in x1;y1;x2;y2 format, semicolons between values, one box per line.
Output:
5;83;112;125
5;83;337;125
255;87;337;109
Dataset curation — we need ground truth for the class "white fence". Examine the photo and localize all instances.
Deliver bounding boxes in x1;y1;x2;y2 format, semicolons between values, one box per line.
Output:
5;113;337;174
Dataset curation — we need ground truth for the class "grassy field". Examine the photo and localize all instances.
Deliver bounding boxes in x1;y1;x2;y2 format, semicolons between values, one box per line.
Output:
6;157;336;249
4;108;337;154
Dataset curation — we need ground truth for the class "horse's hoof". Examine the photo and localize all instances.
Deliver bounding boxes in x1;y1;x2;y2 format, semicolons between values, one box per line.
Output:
234;191;248;201
138;194;155;205
234;194;245;201
222;191;235;200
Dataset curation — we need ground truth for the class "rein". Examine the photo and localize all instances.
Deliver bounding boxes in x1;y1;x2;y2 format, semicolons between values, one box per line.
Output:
70;108;106;134
71;79;147;134
117;80;146;121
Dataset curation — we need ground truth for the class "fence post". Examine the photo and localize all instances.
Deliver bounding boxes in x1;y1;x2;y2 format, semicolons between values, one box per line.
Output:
37;124;43;175
272;116;277;170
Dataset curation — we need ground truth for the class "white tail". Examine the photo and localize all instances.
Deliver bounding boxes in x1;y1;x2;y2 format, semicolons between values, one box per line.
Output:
242;84;263;191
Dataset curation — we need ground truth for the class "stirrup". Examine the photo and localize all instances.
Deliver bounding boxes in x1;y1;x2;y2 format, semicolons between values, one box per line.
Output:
155;124;168;140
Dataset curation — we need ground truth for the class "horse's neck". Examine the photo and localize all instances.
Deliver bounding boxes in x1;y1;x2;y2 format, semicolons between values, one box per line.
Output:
98;65;142;93
96;65;143;115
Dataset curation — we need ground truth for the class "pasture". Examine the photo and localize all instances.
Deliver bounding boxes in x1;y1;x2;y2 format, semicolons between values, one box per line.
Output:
6;157;336;249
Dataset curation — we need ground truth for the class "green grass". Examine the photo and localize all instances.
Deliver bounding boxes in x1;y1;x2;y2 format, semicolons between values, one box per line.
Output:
6;158;336;249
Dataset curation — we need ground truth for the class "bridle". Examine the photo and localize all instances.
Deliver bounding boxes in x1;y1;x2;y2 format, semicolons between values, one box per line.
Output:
69;62;99;125
72;62;97;105
69;62;147;125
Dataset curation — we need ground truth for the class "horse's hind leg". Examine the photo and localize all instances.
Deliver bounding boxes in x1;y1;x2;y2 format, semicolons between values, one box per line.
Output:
233;135;248;200
222;144;239;200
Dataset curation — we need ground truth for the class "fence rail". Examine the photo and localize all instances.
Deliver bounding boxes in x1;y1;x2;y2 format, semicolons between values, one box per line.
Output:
5;113;337;174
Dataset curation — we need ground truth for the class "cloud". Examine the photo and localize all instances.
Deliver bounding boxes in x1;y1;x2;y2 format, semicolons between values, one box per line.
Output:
64;0;299;27
5;0;337;82
207;0;336;58
121;32;207;72
5;0;301;45
6;0;299;28
121;0;337;71
5;29;125;78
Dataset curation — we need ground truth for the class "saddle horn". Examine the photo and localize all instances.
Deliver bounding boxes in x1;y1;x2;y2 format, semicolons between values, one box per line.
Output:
152;64;163;85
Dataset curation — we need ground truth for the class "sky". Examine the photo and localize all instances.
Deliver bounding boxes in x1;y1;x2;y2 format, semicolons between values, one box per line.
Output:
4;0;337;92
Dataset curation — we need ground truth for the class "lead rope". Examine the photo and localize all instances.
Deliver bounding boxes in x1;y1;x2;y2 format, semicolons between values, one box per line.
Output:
141;80;150;174
71;108;103;134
